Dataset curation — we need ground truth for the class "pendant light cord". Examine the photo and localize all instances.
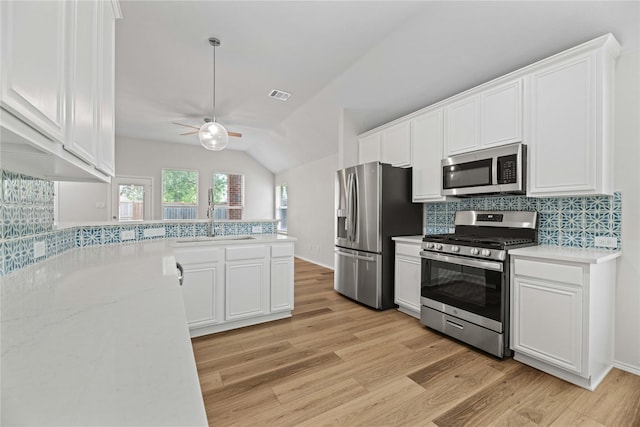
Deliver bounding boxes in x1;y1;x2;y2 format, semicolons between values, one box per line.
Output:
212;42;216;123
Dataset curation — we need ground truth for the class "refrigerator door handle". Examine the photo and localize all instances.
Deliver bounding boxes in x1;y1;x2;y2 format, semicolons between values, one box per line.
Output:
345;172;358;242
345;174;352;240
335;248;355;258
350;172;358;242
334;249;375;262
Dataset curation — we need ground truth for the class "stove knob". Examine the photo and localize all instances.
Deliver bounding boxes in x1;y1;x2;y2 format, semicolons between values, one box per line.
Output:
435;244;443;250
482;249;492;257
426;242;434;249
451;246;460;253
471;248;480;255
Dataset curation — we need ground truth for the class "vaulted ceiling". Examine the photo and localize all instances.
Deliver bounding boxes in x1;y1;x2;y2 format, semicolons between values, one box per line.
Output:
115;1;640;173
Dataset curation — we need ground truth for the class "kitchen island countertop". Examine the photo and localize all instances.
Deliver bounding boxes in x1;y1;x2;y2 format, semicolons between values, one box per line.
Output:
1;240;208;426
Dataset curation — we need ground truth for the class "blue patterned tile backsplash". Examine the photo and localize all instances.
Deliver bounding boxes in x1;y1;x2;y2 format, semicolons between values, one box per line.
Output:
424;193;622;250
0;169;279;277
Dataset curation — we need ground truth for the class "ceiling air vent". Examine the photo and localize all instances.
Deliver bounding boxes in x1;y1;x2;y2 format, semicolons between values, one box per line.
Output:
269;89;291;101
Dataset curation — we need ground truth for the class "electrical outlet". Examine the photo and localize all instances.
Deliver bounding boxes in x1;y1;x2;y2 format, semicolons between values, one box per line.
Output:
95;202;106;209
121;230;136;240
252;225;262;234
33;241;46;259
143;227;166;238
594;236;617;248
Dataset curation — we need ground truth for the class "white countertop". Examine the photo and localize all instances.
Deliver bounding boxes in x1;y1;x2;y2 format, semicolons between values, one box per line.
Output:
509;245;621;264
55;218;278;230
1;241;208;426
391;235;423;244
171;233;297;248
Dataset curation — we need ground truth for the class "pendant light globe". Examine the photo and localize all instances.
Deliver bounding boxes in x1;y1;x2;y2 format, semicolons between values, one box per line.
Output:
199;37;228;151
199;120;228;150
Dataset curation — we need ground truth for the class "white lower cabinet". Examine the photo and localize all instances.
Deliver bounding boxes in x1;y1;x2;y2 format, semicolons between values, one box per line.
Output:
510;254;616;390
176;241;295;338
174;246;224;328
393;240;422;318
226;245;269;321
270;243;295;312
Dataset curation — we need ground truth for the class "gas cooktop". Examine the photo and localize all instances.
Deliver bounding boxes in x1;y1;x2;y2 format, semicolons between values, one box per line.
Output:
422;210;538;261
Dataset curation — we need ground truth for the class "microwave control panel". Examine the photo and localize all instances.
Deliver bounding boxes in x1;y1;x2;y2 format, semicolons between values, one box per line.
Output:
497;154;518;184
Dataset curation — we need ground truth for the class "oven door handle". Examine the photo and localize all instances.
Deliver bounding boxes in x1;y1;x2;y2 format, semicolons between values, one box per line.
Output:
420;251;503;272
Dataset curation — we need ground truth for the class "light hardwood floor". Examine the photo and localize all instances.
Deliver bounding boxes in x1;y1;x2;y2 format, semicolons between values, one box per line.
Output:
192;258;640;426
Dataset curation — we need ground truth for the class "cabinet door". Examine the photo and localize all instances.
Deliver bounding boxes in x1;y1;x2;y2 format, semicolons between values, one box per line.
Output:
226;260;268;320
527;54;597;196
181;264;220;326
358;133;381;164
444;96;481;156
411;109;445;202
96;0;116;176
65;0;100;165
270;244;294;312
271;257;294;312
512;276;584;376
381;121;411;167
394;254;421;317
0;1;68;142
482;79;522;146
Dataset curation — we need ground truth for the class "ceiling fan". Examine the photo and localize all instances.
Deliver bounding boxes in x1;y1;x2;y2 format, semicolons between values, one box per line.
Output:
173;119;242;138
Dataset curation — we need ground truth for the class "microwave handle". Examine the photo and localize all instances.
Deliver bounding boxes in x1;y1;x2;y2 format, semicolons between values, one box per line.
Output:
492;157;498;186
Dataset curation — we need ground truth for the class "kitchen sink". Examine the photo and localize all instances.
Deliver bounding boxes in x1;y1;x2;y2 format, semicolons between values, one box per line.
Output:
176;235;256;244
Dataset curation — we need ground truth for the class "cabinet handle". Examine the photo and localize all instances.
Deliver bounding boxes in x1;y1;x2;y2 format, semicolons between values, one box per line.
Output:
176;262;184;286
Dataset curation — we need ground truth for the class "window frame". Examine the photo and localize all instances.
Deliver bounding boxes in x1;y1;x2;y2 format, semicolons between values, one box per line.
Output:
161;168;199;220
212;171;245;220
110;176;154;222
275;183;288;234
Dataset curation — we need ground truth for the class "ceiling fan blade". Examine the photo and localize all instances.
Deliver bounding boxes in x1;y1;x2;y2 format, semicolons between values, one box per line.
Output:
173;122;200;130
180;131;199;136
228;131;242;138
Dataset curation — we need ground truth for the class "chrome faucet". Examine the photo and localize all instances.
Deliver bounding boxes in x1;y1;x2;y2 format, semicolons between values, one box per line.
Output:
207;187;215;236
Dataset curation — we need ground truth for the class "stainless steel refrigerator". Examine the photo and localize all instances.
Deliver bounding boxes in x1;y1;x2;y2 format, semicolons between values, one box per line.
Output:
334;162;423;309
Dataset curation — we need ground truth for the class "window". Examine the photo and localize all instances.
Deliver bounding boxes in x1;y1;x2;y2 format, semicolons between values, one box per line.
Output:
111;176;153;221
275;184;287;233
213;172;244;220
162;169;198;220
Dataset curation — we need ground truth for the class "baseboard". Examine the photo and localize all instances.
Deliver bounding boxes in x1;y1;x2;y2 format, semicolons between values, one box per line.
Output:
294;254;333;270
613;360;640;376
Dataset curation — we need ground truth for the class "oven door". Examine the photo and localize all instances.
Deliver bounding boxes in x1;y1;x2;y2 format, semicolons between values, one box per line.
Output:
420;251;505;332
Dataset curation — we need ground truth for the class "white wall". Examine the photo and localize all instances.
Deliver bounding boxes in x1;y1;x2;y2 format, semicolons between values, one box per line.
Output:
275;154;337;269
57;136;275;222
613;51;640;372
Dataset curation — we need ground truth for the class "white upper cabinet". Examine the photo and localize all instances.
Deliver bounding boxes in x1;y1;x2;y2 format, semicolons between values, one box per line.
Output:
358;121;412;167
65;0;100;165
444;96;481;155
444;78;523;157
358;132;381;165
411;109;445;202
482;79;522;147
0;0;120;182
1;1;68;142
97;0;117;176
381;121;412;167
527;35;619;196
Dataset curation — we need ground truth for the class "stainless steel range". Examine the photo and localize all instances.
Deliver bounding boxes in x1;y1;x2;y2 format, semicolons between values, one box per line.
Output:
420;210;538;358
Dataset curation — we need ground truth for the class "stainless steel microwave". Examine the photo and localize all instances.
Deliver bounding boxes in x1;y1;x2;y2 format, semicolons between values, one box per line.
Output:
441;143;526;197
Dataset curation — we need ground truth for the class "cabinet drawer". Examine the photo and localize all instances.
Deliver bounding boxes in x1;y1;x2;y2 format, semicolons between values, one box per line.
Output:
514;258;583;286
271;243;294;258
226;245;267;261
396;242;421;258
175;247;223;264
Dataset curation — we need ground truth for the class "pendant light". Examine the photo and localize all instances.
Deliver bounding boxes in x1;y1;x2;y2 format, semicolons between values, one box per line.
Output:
199;37;229;151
